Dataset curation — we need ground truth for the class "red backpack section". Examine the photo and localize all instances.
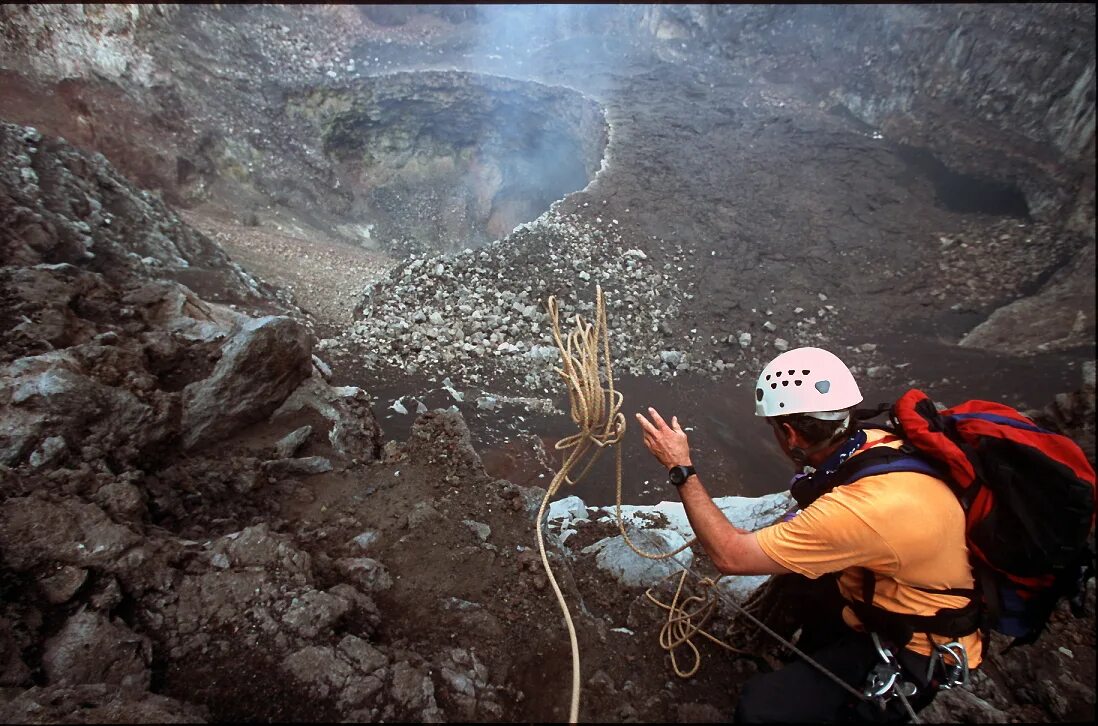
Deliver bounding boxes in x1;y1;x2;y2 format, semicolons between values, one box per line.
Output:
891;389;1096;641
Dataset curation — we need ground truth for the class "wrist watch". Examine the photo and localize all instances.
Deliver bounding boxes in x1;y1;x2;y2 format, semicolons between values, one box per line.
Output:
667;465;696;486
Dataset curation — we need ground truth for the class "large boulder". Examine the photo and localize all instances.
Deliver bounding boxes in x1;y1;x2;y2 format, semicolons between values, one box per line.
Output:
182;315;312;449
0;495;141;572
41;609;152;689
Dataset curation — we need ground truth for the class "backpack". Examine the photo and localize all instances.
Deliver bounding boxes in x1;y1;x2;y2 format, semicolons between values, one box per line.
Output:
799;388;1096;648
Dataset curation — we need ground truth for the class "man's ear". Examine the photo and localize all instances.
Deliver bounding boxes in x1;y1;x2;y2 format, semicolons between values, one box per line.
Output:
779;422;800;447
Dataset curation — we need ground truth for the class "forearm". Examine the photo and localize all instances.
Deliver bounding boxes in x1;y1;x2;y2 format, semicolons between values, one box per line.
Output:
677;474;746;573
677;474;790;576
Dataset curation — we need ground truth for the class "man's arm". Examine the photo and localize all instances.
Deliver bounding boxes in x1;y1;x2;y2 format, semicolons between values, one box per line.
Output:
676;472;792;575
635;407;792;576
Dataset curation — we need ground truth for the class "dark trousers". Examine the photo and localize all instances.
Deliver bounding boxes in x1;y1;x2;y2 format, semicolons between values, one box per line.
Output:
734;576;939;724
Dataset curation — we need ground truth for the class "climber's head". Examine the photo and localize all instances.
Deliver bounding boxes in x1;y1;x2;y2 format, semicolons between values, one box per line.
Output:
753;347;862;466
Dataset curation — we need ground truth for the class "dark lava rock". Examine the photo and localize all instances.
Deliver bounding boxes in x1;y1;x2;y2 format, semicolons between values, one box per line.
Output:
41;609;152;689
182;315;313;450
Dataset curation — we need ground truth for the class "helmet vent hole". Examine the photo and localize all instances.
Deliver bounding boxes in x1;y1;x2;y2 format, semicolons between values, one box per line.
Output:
802;369;810;375
756;388;764;401
795;380;802;386
782;380;789;387
788;369;795;375
779;402;785;408
776;371;782;378
771;383;777;389
766;374;771;381
815;380;830;394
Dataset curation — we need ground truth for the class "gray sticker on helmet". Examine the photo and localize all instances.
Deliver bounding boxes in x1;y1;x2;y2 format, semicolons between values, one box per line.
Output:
815;380;830;394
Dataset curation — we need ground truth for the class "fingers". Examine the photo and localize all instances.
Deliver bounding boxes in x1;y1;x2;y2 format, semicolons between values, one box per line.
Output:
647;407;669;430
672;415;683;433
634;412;657;435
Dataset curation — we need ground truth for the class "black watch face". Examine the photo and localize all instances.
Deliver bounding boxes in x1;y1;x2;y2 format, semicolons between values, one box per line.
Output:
669;466;689;485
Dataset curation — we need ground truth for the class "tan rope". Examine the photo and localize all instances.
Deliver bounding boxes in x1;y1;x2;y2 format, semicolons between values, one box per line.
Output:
538;285;750;723
643;570;751;677
537;285;625;724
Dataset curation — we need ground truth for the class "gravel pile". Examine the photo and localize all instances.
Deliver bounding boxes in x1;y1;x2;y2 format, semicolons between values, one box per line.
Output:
329;207;704;388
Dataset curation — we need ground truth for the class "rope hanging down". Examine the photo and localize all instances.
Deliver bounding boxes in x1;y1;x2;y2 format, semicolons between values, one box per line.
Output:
536;285;623;724
538;286;737;718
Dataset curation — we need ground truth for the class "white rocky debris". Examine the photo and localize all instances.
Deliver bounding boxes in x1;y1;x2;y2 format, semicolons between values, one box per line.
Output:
550;491;794;601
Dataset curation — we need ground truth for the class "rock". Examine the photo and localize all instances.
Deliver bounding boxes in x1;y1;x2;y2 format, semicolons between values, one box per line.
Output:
0;684;208;723
263;456;333;477
207;524;312;575
738;332;752;348
476;396;499;411
93;479;147;521
27;435;67;468
0;353;165;467
387;661;444;722
41;609;152;689
272;375;381;462
583;529;695;588
659;350;685;366
352;530;381;552
763;321;777;332
406;502;442;529
38;565;88;605
274;425;313;459
182;316;313;450
0;495;141;572
918;686;1011;723
866;365;891;379
282;589;353;640
773;338;789;351
547;495;589;524
462;519;491;542
335;557;394;593
0;616;32;687
282;642;385;709
960;241;1095;355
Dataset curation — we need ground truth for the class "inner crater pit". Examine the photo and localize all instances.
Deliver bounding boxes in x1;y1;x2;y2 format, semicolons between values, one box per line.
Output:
292;71;608;255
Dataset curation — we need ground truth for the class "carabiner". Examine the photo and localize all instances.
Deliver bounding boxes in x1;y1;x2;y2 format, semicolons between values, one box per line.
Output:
934;641;970;689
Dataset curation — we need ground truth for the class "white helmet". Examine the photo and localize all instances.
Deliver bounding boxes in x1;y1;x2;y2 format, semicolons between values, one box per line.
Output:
754;347;862;418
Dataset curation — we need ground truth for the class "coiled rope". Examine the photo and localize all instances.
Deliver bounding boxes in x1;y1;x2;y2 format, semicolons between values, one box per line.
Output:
538;286;746;720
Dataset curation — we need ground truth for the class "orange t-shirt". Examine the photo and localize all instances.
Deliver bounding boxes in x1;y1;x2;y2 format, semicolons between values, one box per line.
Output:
755;429;983;667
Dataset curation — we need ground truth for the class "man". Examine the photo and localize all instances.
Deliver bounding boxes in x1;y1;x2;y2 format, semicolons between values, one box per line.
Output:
635;346;981;723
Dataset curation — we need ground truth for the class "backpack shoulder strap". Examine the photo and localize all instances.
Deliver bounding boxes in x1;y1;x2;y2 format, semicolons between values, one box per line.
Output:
836;444;945;485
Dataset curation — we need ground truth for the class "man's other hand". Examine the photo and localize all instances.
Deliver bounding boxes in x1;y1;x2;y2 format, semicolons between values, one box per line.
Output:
635;407;692;470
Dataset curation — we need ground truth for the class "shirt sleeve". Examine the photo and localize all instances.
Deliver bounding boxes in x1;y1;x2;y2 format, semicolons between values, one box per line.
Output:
755;491;900;579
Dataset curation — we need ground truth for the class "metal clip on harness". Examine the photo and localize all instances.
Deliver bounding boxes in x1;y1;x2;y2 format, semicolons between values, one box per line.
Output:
932;641;970;690
865;633;920;721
